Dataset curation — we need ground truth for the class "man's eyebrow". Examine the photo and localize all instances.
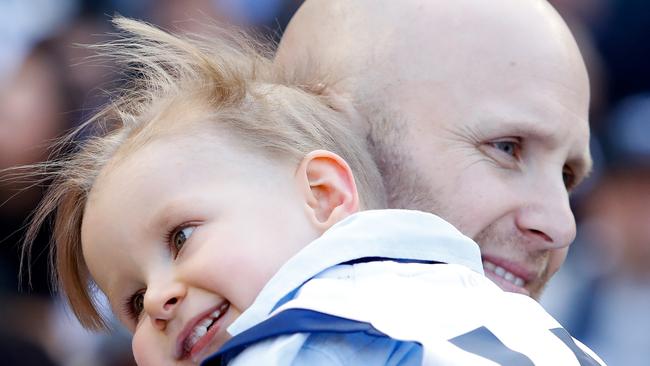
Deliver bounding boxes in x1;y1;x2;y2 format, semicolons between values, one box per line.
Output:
479;118;557;141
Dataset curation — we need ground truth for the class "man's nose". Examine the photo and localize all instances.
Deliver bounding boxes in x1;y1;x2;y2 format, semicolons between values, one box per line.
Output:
144;280;186;331
515;176;577;250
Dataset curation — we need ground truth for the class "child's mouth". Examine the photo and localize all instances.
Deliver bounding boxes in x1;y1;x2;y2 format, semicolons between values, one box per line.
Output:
178;301;230;361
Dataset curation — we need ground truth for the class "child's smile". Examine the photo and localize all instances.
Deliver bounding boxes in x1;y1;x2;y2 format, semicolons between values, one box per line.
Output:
177;301;230;361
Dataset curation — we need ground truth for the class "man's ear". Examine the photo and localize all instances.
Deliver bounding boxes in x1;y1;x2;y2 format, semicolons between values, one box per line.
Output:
296;150;360;230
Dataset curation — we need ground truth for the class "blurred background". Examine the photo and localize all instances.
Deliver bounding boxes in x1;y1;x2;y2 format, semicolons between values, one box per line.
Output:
0;0;648;365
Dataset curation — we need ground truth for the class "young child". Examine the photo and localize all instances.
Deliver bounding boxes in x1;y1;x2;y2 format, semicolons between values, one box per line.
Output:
26;18;604;366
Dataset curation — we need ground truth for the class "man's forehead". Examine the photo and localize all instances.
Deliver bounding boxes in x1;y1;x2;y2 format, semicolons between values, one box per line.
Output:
397;75;590;140
280;0;575;76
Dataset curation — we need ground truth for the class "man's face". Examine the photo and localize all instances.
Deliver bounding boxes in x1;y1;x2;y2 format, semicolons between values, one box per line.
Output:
374;16;592;299
81;133;320;365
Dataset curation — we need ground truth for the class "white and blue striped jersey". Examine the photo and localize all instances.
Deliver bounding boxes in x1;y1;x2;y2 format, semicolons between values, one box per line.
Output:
202;210;605;365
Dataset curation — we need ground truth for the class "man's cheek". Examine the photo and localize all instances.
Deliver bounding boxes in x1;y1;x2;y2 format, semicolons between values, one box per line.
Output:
456;173;512;209
547;247;569;277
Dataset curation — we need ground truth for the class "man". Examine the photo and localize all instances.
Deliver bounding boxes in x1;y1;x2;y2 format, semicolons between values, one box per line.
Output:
275;0;592;300
200;1;605;364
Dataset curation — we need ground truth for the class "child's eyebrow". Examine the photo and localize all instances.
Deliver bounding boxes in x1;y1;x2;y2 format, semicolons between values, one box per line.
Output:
148;195;207;234
137;188;185;230
150;199;185;230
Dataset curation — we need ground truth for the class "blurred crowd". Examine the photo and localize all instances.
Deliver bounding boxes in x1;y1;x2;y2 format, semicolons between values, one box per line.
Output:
0;0;648;365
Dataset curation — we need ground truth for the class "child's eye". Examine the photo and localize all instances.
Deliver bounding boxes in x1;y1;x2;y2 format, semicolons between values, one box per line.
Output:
170;226;195;257
125;290;145;321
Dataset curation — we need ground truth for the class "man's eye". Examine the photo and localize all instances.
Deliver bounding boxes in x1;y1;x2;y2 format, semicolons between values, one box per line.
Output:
492;140;519;157
170;226;195;256
562;166;575;190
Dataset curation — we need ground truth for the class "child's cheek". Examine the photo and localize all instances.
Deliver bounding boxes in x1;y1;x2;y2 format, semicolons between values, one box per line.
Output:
132;325;167;366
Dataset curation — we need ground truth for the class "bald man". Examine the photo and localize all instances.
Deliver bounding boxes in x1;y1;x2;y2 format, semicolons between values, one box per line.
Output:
202;1;607;365
275;0;592;301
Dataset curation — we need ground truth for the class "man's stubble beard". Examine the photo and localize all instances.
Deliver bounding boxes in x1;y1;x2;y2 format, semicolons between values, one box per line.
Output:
474;224;554;299
365;109;444;213
366;109;552;299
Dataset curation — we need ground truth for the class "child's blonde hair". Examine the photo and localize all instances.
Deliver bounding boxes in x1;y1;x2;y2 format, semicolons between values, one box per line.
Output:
25;18;386;330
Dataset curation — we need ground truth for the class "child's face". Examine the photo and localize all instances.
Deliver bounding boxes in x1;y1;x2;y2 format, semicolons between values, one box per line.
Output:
81;133;322;365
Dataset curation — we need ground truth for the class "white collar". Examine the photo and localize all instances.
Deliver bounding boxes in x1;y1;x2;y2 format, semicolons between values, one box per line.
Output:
228;209;483;336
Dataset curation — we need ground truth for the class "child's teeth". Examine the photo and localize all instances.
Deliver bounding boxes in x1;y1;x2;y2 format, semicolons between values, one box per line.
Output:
187;325;207;349
187;333;201;350
195;326;207;337
198;317;213;329
185;303;230;352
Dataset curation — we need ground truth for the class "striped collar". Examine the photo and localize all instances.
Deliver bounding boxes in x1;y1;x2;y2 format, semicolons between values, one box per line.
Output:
227;209;483;336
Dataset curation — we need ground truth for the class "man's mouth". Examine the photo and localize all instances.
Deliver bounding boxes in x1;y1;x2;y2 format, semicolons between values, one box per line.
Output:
177;301;230;361
482;258;531;296
483;260;525;287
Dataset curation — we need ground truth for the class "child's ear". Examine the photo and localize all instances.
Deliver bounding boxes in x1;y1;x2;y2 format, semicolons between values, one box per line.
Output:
296;150;360;230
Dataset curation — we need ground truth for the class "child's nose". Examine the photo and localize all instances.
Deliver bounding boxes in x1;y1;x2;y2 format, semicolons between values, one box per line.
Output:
144;283;186;331
149;297;180;331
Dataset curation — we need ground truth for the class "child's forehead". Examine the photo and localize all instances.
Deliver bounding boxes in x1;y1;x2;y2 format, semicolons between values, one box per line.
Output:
80;129;297;265
90;128;289;201
82;134;255;247
104;106;237;172
92;133;217;191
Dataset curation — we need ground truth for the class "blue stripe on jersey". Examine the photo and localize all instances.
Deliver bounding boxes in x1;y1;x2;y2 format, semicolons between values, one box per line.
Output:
449;326;534;365
340;257;439;266
550;328;601;366
202;308;423;365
